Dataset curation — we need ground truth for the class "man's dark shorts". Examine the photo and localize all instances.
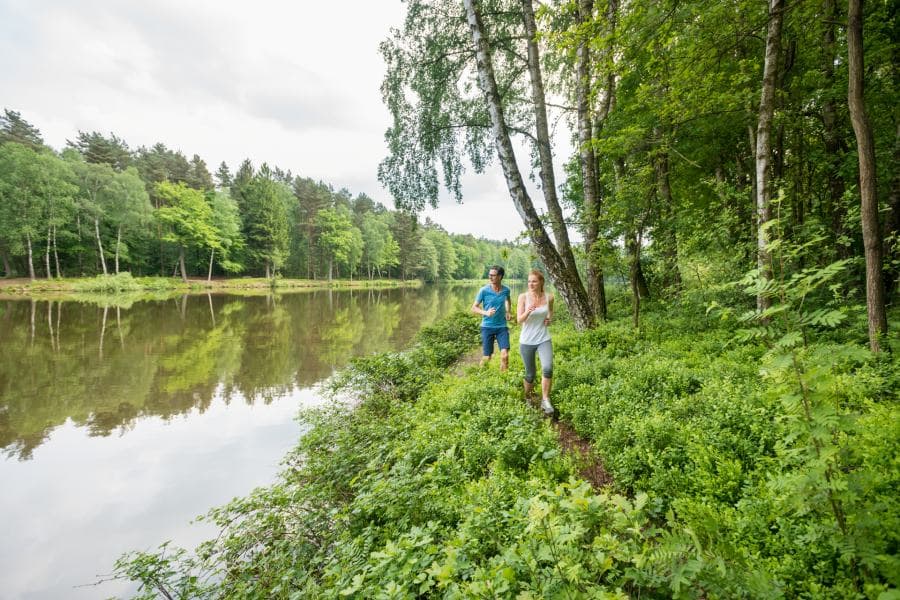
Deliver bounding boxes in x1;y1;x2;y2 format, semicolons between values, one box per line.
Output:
481;326;510;357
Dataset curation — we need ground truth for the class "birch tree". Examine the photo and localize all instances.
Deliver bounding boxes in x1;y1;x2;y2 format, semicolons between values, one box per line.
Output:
0;143;49;279
105;167;152;274
381;0;595;328
754;0;785;313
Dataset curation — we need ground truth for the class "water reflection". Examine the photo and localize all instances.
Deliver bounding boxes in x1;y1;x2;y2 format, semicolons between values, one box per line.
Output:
0;284;492;600
0;286;485;460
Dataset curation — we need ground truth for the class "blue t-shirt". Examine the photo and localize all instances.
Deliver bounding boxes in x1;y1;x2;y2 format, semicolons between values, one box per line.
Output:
475;284;511;328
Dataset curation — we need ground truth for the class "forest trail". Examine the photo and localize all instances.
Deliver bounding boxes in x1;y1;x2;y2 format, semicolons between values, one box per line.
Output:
455;347;612;491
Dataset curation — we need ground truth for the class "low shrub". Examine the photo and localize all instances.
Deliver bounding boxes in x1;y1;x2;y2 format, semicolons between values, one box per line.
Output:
111;292;899;599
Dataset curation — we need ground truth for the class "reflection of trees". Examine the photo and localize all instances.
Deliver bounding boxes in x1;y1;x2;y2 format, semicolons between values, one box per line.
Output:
0;285;484;459
232;296;296;403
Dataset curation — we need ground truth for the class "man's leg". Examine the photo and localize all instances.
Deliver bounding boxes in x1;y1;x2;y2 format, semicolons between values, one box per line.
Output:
480;328;495;366
497;328;510;372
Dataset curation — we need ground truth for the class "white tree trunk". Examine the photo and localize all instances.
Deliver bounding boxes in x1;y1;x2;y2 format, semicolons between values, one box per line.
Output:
45;226;52;279
520;0;578;276
53;225;62;278
178;246;188;282
115;225;122;274
463;0;595;329
754;0;784;312
26;231;35;280
94;217;108;275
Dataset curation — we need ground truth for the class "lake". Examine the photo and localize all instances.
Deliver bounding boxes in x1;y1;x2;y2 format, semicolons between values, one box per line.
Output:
0;283;503;600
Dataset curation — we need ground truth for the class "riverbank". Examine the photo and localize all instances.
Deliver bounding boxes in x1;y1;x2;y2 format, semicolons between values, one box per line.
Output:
111;293;899;598
0;273;423;296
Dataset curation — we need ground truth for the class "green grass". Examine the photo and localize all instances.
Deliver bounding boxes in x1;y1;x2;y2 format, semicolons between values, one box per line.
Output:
1;273;421;297
110;296;900;599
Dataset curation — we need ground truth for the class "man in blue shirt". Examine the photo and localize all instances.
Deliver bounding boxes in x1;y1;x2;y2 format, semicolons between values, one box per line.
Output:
471;265;513;371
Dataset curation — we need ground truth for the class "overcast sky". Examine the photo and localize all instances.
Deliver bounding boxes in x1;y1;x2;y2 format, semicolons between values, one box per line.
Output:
1;0;534;241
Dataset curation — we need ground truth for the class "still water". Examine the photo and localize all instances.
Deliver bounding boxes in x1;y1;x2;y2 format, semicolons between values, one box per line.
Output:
0;284;489;600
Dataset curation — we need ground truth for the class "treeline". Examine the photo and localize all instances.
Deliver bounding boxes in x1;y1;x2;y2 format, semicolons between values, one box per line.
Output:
0;109;535;283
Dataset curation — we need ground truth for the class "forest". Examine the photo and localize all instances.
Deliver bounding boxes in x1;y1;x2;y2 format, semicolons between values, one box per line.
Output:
0;110;536;284
379;0;896;352
3;0;898;596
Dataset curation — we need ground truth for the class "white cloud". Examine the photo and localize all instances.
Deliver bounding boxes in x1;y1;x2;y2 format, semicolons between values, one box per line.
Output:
0;0;567;242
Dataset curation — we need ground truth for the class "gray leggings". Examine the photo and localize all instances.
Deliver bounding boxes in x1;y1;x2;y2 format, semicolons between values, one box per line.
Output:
520;340;553;383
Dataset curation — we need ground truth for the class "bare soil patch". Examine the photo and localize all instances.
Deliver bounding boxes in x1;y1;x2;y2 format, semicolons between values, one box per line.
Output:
551;417;613;490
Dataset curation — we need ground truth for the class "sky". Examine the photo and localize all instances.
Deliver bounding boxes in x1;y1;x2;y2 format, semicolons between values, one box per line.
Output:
0;0;536;242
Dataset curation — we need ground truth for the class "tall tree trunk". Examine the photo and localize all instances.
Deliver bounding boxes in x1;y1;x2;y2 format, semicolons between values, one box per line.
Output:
155;194;165;276
748;122;758;253
520;0;579;277
208;248;215;281
626;230;643;328
822;0;848;258
755;0;784;313
653;130;682;291
115;225;122;274
178;246;188;283
26;231;35;280
631;227;651;301
265;260;271;280
52;225;62;278
576;0;607;320
45;226;52;279
463;0;595;329
94;217;108;275
76;213;84;275
847;0;887;351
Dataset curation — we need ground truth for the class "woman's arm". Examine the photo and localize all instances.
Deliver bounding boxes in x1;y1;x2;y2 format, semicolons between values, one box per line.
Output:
516;293;531;324
545;294;554;325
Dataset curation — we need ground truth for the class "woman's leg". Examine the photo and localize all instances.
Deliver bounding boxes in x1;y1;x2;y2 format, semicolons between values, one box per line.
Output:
520;343;536;399
537;340;554;414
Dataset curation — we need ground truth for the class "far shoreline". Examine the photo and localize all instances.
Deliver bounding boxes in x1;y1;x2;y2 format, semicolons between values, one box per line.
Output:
0;274;429;297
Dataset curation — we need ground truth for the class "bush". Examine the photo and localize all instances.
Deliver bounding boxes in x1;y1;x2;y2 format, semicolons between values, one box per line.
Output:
111;292;900;599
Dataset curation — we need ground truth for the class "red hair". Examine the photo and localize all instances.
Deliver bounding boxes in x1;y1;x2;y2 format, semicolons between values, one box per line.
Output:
528;269;545;294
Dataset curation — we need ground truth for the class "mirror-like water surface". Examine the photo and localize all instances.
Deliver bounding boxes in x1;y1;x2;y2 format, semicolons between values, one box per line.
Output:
0;284;492;600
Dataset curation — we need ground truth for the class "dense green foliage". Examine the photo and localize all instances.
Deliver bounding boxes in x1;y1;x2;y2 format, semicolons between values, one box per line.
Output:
111;278;899;598
0;111;535;282
380;0;897;343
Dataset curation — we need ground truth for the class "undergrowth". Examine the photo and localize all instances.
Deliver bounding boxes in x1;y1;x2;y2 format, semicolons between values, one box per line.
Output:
110;286;899;599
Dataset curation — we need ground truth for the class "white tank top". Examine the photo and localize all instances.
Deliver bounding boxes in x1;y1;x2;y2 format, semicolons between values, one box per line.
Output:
519;293;551;345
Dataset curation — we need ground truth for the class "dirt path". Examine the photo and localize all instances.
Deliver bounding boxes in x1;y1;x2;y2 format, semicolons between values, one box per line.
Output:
454;348;612;491
551;418;612;490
